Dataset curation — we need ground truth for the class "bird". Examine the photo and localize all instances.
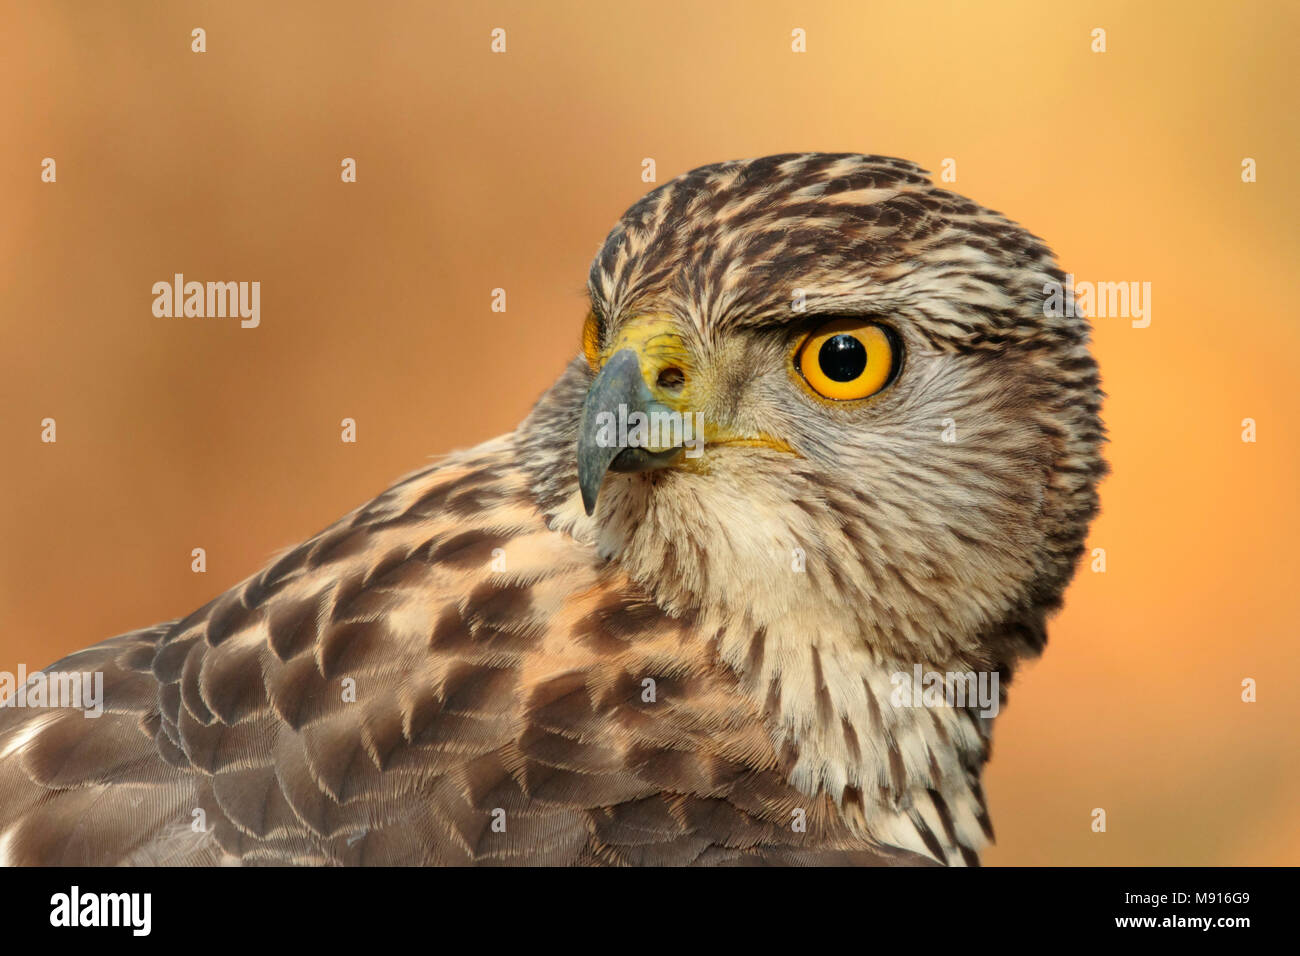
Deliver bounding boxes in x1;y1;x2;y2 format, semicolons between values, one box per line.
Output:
0;153;1105;866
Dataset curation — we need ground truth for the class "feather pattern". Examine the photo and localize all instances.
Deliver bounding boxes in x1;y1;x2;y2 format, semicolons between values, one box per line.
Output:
0;440;929;865
0;153;1105;866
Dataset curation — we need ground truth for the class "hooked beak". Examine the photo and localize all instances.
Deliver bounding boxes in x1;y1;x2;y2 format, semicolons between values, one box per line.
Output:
577;348;683;515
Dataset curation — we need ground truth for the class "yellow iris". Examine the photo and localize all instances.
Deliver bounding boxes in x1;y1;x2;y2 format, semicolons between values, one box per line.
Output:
796;319;897;401
581;312;603;370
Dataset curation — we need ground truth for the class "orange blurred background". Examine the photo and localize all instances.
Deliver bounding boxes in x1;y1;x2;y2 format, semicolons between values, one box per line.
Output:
2;0;1297;865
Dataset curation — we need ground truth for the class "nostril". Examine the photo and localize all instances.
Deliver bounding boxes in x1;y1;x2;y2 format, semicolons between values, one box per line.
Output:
656;366;686;393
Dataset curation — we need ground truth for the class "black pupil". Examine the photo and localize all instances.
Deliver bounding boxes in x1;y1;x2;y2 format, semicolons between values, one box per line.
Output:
818;334;867;382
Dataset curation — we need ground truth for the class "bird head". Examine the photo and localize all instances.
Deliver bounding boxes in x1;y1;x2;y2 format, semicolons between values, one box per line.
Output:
527;153;1105;669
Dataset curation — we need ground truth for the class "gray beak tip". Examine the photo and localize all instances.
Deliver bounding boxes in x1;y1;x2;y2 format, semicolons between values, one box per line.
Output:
576;348;684;519
575;349;643;519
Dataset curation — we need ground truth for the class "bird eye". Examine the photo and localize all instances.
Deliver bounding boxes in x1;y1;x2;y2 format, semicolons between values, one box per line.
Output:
795;318;899;401
581;311;603;370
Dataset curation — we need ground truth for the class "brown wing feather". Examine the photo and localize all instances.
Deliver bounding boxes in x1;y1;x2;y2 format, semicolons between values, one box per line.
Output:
0;436;927;865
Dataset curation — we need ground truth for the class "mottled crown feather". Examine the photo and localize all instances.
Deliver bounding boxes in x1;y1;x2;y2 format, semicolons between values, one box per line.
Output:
588;152;1077;355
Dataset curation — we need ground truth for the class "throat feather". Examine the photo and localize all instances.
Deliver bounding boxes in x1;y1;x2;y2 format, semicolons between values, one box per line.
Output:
715;618;997;865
